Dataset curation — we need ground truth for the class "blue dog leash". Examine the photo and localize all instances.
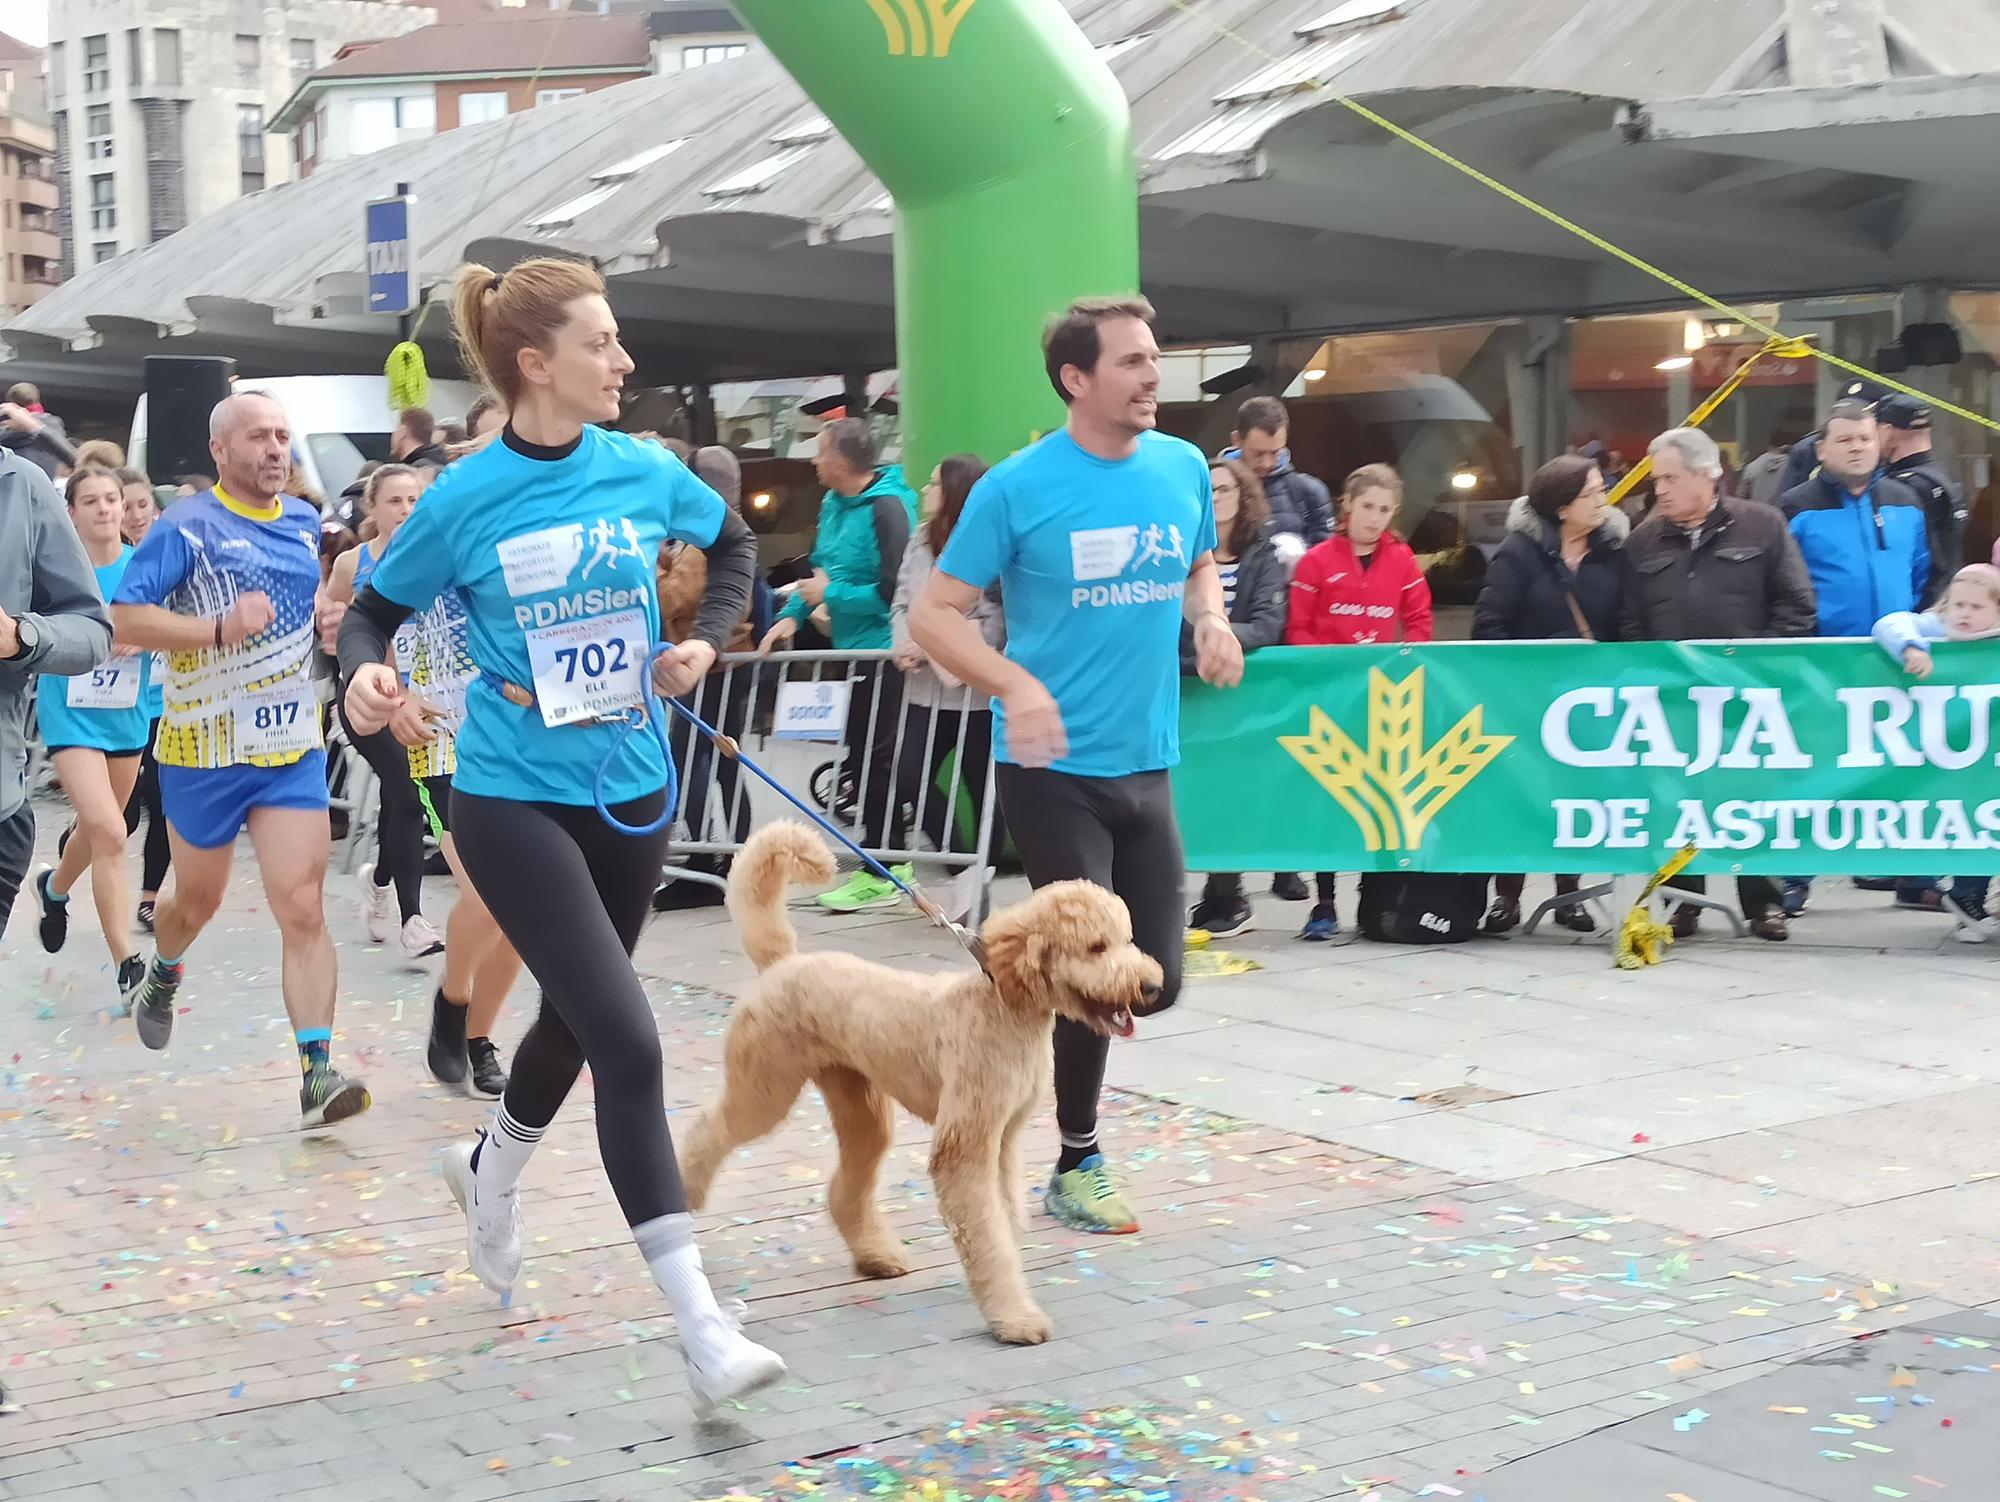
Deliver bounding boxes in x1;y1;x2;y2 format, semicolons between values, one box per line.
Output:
591;643;991;971
589;644;681;837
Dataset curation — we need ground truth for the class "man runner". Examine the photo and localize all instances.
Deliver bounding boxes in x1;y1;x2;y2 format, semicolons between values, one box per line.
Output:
111;393;369;1127
911;294;1244;1234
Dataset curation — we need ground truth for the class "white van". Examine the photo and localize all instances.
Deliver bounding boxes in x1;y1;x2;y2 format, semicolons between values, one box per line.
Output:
130;373;483;511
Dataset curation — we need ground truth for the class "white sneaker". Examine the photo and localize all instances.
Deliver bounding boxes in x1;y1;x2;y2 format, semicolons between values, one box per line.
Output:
683;1300;787;1418
441;1137;523;1295
1953;922;1991;945
358;864;394;944
401;913;445;958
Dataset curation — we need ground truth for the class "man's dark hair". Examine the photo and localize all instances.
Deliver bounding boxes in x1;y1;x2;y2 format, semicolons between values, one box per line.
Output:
398;406;436;445
1824;398;1875;428
819;416;877;474
1041;294;1157;404
1526;454;1601;527
1235;395;1289;437
465;393;501;434
693;444;742;508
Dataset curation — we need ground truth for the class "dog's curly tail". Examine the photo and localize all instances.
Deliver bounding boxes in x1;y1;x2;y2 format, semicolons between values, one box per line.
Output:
726;821;840;971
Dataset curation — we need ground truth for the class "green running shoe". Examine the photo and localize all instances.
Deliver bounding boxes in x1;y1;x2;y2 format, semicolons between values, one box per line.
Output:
815;864;912;914
1044;1154;1139;1235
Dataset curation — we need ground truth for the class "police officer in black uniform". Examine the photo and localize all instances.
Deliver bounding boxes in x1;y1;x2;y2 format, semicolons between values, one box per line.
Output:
1878;393;1965;597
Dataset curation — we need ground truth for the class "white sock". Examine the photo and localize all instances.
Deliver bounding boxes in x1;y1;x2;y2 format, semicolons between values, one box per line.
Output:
471;1104;543;1198
634;1212;725;1332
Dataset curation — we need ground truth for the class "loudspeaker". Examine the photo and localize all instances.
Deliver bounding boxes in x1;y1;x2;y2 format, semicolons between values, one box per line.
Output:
1873;343;1910;376
143;356;235;485
1901;323;1963;368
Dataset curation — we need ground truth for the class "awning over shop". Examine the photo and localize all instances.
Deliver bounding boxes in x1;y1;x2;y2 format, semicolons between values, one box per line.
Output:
9;0;2000;407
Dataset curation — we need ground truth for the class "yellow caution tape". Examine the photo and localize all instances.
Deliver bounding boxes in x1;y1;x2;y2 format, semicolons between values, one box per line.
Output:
1613;845;1699;970
1605;334;1807;509
1157;0;2000;437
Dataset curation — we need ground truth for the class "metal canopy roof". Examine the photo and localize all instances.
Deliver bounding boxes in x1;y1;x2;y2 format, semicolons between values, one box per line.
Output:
10;0;2000;407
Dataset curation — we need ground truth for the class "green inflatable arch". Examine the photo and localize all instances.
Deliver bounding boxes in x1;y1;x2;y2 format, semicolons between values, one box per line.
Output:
728;0;1138;483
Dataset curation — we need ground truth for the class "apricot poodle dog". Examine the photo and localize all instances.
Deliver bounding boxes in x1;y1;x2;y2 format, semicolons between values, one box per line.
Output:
679;822;1163;1345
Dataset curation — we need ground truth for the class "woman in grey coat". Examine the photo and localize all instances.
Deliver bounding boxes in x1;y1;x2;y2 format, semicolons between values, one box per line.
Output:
890;454;1007;855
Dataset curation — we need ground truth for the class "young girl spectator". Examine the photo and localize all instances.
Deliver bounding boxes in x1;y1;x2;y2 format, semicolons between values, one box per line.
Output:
1874;562;2000;935
1279;463;1433;940
890;453;1006;863
1473;455;1629;935
1182;457;1295;938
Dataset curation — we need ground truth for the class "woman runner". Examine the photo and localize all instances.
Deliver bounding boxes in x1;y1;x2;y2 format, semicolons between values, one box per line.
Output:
338;257;782;1412
325;465;446;956
399;532;522;1098
32;466;153;1005
117;467;172;929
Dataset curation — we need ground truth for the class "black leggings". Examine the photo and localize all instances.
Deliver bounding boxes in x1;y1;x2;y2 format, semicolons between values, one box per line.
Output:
842;662;906;850
0;801;33;936
340;706;427;923
451;787;684;1227
668;668;753;852
995;765;1183;1148
122;722;172;894
894;705;1001;855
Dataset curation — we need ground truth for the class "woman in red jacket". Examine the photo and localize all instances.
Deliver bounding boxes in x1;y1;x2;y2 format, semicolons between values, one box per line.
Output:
1284;464;1434;939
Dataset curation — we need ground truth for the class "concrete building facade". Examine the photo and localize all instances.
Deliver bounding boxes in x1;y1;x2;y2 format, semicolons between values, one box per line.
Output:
274;12;655;179
43;0;434;271
0;33;60;317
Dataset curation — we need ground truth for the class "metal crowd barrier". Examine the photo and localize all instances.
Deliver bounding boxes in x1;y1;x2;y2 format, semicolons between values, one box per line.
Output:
658;648;1002;925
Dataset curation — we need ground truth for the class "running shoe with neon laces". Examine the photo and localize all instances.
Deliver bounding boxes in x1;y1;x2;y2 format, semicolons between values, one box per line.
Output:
816;863;912;914
134;957;183;1049
441;1136;523;1294
300;1064;372;1129
116;954;145;1015
34;867;67;953
1044;1153;1139;1235
357;863;394;943
401;913;445;958
683;1300;788;1418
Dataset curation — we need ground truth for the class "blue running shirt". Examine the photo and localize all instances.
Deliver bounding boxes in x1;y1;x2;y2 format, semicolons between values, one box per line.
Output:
938;429;1216;778
369;427;726;806
37;547;154;753
114;489;325;769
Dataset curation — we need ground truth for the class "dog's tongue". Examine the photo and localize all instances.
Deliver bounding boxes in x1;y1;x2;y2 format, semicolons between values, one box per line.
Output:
1111;1009;1135;1039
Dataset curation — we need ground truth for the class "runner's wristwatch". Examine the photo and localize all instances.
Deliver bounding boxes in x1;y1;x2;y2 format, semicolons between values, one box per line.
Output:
6;616;38;660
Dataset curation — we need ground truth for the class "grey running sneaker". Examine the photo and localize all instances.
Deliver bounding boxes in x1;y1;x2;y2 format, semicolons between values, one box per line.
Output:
134;957;183;1049
300;1064;371;1129
116;954;145;1016
466;1038;508;1099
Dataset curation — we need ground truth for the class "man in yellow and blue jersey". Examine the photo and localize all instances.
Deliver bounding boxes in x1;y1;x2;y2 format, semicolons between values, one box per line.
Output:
111;393;369;1128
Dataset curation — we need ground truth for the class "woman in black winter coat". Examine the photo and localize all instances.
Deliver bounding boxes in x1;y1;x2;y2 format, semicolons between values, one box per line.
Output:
1472;455;1630;934
1183;457;1298;937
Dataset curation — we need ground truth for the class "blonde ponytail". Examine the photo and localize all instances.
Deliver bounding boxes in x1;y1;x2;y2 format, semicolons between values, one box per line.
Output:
448;256;606;408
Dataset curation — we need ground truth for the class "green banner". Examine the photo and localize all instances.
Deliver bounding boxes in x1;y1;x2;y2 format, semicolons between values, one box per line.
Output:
1175;641;2000;877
